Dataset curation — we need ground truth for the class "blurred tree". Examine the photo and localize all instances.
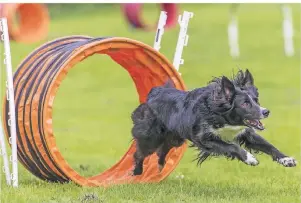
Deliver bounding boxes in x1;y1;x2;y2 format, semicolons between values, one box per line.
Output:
46;3;115;20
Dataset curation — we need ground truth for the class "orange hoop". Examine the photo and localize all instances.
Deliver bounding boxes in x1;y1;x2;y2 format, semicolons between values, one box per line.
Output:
0;3;49;43
3;36;187;187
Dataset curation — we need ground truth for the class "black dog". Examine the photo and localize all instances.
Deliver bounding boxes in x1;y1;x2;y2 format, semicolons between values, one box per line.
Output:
131;69;297;176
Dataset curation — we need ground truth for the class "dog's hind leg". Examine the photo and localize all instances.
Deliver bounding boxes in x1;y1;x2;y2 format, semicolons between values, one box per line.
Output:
193;132;259;166
156;135;185;172
234;128;297;167
131;103;165;175
156;142;171;172
133;143;154;176
133;147;145;176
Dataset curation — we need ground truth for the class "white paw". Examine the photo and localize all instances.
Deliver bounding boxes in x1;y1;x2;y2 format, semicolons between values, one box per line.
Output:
277;157;297;167
244;151;259;166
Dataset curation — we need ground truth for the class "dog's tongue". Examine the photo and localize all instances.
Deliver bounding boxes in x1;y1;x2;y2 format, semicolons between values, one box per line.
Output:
250;120;257;125
244;119;265;130
257;120;264;130
249;119;264;130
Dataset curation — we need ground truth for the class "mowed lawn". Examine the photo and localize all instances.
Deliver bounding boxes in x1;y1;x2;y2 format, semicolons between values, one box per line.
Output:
1;3;300;203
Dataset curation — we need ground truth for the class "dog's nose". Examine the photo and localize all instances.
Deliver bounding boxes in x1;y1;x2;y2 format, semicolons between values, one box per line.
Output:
262;109;270;118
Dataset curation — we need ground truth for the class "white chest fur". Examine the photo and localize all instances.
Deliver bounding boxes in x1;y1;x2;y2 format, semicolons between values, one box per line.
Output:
216;125;245;135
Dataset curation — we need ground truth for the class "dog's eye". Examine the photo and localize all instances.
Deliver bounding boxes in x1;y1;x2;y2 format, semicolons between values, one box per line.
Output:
253;98;259;104
241;101;250;108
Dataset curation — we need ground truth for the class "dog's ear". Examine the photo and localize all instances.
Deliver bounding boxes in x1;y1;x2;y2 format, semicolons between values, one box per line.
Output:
243;69;254;87
221;76;235;101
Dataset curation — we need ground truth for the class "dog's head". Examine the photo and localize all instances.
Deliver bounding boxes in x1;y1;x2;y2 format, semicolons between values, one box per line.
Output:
211;69;269;130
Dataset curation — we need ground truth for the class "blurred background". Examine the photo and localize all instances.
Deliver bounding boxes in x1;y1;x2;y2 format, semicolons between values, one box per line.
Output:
1;3;300;203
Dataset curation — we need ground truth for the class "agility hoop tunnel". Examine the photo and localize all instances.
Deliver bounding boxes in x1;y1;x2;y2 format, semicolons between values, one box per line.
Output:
3;36;188;187
0;3;49;43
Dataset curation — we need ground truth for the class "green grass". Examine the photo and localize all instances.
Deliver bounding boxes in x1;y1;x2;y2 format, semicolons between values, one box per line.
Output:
1;3;300;203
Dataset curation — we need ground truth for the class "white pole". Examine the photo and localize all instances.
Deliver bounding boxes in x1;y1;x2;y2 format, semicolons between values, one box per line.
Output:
0;123;11;185
1;18;18;187
173;11;193;72
0;18;12;186
228;5;240;58
153;11;167;51
282;4;294;57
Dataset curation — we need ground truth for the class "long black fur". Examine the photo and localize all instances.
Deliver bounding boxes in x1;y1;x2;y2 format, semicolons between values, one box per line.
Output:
131;69;296;176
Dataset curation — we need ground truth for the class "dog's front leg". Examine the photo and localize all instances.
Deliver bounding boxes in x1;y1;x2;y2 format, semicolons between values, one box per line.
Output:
234;128;297;167
193;132;259;166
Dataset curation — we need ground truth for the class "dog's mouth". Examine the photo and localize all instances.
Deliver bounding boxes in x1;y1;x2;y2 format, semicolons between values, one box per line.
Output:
243;119;264;131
